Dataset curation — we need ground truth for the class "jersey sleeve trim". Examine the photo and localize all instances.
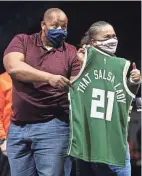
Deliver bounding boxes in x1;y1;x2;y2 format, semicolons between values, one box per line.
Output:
123;61;135;98
67;92;73;155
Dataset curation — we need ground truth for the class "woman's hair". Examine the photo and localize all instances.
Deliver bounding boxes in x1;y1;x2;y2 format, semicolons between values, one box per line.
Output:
80;21;111;46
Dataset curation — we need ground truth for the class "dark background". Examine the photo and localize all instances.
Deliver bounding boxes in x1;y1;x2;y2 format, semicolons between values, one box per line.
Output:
0;1;141;96
0;1;141;175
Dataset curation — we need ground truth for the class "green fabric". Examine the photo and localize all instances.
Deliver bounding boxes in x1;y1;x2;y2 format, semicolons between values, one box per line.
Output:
68;46;134;167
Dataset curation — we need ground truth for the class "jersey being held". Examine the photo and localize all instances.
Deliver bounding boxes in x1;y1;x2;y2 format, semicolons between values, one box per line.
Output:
68;46;135;167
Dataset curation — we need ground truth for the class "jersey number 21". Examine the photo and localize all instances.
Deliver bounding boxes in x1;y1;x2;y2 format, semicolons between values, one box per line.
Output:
90;88;115;121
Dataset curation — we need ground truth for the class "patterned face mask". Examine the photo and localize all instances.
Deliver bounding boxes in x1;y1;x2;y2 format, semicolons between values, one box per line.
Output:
95;38;118;54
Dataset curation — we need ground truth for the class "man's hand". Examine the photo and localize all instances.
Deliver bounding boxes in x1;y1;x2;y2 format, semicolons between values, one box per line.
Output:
0;140;7;155
48;74;70;89
130;63;141;83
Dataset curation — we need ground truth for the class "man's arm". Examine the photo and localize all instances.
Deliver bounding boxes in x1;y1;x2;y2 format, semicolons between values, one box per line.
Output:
3;52;53;83
3;35;70;88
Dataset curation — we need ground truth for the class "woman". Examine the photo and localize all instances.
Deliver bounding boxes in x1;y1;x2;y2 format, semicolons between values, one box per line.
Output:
75;21;141;176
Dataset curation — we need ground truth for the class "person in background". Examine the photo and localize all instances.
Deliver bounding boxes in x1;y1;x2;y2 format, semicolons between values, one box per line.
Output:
0;72;12;153
0;71;12;176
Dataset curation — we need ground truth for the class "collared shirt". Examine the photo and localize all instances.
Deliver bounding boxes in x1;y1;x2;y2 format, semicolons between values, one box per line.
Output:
4;32;80;122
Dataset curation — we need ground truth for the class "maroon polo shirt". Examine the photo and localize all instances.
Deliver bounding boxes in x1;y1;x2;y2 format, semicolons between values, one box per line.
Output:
4;32;80;123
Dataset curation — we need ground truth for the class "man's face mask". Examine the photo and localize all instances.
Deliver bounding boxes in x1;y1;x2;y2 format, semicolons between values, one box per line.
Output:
46;29;67;48
94;38;118;54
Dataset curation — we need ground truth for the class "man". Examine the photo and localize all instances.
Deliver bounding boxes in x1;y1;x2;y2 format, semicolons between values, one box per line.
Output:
70;21;141;176
3;8;80;176
0;72;12;176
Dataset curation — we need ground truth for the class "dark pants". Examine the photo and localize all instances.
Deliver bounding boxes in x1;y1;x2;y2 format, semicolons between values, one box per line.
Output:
0;149;10;176
75;144;131;176
76;159;116;176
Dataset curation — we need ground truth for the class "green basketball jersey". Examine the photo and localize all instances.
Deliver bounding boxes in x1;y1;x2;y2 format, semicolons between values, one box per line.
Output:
68;46;135;167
